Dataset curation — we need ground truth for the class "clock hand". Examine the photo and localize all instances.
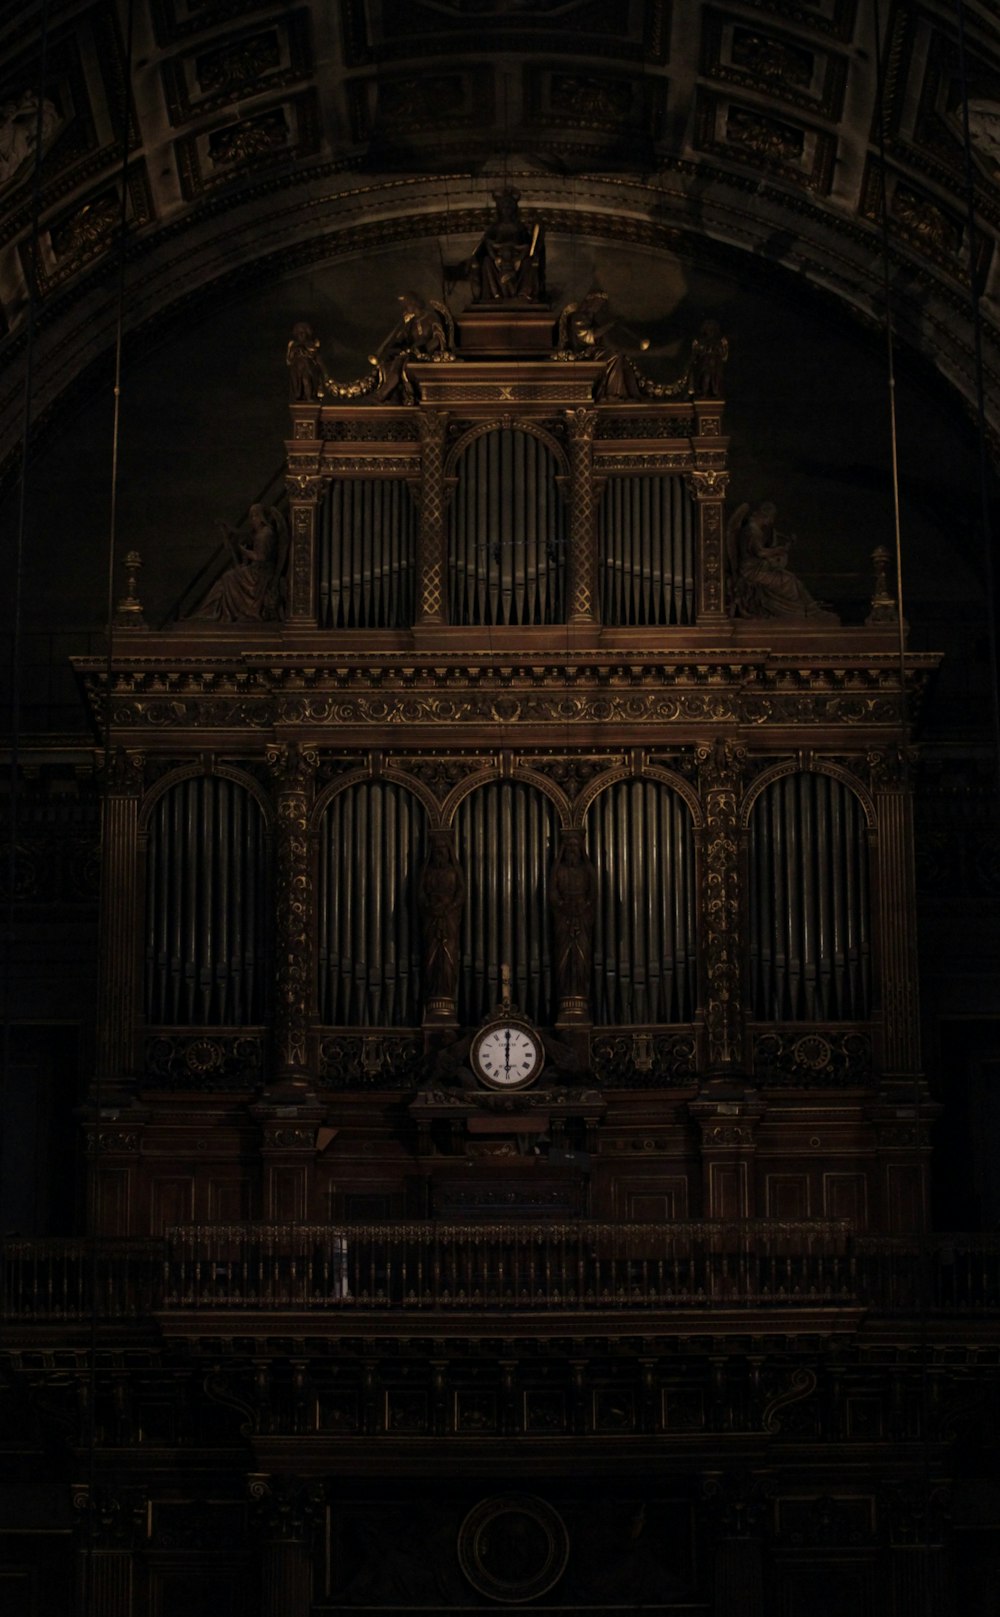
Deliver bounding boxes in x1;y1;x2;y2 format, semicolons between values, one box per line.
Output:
504;1027;511;1078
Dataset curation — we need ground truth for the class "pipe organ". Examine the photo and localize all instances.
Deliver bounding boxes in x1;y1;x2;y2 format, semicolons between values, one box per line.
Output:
78;298;938;1240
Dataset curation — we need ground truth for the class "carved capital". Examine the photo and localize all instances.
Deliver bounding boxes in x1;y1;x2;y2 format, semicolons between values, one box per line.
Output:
867;745;917;791
566;405;598;445
696;737;747;793
685;469;730;501
248;1474;324;1543
286;474;325;499
98;747;146;797
265;742;320;793
72;1483;147;1550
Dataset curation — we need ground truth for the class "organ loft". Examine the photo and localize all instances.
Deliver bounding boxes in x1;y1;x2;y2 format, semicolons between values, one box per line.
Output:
1;180;996;1617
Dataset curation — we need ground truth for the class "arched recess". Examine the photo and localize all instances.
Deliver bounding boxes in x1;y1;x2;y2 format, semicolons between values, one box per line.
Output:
454;780;559;1025
141;767;271;1027
447;424;567;625
746;767;873;1022
318;476;419;628
584;778;699;1025
316;778;428;1026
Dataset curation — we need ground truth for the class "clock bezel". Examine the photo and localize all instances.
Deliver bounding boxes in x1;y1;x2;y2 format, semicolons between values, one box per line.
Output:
471;1015;544;1091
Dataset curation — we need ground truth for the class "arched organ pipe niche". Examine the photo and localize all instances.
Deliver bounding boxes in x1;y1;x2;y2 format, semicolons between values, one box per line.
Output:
456;781;558;1026
319;479;418;629
317;782;427;1027
448;428;566;626
585;780;698;1026
598;478;697;626
747;773;872;1023
143;776;270;1027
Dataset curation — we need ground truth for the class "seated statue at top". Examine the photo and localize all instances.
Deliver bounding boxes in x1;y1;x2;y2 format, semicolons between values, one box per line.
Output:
451;188;546;303
726;500;839;624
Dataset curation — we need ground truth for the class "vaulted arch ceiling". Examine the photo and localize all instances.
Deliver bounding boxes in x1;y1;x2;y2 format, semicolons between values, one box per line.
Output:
2;0;1000;481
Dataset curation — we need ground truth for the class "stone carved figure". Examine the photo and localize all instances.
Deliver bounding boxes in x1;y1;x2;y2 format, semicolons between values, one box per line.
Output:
420;830;466;1009
0;90;60;189
688;319;728;398
549;831;597;1012
194;503;288;622
369;292;452;404
562;290;649;401
286;321;325;401
462;188;545;302
726;501;839;624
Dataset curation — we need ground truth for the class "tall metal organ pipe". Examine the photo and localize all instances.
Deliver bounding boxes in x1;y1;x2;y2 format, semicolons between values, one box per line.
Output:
586;780;698;1024
748;773;872;1021
144;777;269;1026
319;479;418;628
317;782;426;1026
598;477;696;626
448;429;566;625
456;782;557;1024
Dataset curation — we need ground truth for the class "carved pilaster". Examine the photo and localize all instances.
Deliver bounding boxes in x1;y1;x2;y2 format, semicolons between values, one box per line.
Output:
73;1483;146;1617
685;469;729;624
286;447;324;625
94;748;145;1097
689;1097;765;1218
249;1474;322;1617
417;410;447;624
697;739;746;1075
701;1474;769;1617
566;407;598;624
868;746;921;1085
266;743;319;1092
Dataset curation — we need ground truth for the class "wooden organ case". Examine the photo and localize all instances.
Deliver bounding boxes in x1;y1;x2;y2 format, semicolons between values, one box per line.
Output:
77;298;938;1240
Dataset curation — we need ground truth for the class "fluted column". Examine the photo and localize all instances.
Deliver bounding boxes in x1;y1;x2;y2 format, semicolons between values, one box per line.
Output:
417;410;447;624
701;1475;767;1617
685;469;729;625
566;407;598;624
249;1475;321;1617
94;748;145;1097
697;739;746;1076
266;743;319;1094
73;1485;145;1617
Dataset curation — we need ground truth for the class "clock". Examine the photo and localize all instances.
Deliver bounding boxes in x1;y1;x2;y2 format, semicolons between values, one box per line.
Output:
472;1017;543;1090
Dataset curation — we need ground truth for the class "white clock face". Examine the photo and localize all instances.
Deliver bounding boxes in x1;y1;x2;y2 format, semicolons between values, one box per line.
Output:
474;1024;541;1089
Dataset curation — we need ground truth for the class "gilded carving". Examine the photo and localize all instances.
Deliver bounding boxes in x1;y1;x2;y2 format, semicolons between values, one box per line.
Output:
698;739;747;1069
265;743;318;1076
418;410;447;623
567;406;597;621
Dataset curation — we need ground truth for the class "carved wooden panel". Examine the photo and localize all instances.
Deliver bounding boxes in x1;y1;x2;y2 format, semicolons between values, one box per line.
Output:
766;1173;810;1220
150;1176;195;1235
823;1171;868;1230
613;1176;690;1221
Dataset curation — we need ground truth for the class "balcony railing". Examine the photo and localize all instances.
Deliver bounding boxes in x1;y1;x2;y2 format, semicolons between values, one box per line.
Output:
3;1226;999;1324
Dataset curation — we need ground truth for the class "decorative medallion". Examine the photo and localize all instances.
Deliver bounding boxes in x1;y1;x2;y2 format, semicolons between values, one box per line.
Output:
457;1494;569;1604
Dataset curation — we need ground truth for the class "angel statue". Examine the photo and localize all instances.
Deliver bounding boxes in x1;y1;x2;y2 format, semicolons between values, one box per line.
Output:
367;292;454;404
193;503;289;623
726;501;839;624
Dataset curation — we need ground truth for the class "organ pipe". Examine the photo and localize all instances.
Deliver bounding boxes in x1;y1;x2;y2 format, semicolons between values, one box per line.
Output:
598;477;696;625
144;777;269;1026
319;479;418;628
748;773;871;1021
317;782;426;1026
456;783;556;1024
448;429;566;625
586;780;697;1024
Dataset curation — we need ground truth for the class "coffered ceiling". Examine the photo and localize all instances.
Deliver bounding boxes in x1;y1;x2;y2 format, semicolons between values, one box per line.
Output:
2;0;1000;479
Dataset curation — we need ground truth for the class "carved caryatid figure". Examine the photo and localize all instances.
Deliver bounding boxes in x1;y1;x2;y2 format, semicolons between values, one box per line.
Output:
727;500;839;624
370;292;452;404
193;503;288;622
549;830;597;1017
286;321;325;401
465;188;546;303
420;829;466;1012
563;290;649;401
688;319;729;398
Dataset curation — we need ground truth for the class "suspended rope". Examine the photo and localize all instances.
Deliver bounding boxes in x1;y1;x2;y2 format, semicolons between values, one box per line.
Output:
955;0;1000;799
84;0;137;1610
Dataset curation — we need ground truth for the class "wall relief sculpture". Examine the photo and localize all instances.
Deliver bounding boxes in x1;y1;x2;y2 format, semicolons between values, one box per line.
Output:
193;503;289;622
726;500;839;624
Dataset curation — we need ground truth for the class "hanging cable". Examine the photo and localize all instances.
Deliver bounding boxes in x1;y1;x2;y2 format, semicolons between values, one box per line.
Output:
955;0;1000;800
3;1;53;1231
83;0;138;1611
